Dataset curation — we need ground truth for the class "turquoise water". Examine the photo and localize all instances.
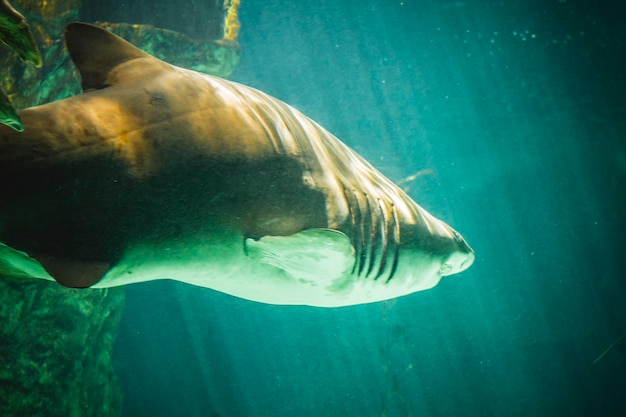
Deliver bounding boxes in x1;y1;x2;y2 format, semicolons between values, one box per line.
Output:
112;1;626;416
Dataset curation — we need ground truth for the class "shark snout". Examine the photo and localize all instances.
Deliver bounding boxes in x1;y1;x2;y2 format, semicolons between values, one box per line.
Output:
439;231;475;276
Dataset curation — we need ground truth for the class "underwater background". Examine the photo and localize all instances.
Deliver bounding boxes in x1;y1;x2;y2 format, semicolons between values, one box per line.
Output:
1;0;625;416
113;1;626;416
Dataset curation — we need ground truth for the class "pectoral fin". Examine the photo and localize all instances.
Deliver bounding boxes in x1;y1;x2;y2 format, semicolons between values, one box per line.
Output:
0;88;23;132
0;241;53;280
245;229;354;281
0;241;109;288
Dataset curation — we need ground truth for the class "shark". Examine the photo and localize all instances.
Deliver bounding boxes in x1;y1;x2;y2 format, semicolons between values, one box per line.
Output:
0;23;474;307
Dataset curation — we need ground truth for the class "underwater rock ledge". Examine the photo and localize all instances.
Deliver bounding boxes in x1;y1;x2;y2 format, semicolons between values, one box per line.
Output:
0;277;125;417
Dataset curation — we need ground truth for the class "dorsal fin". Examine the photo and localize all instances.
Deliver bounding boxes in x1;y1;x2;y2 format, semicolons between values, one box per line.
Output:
64;22;154;91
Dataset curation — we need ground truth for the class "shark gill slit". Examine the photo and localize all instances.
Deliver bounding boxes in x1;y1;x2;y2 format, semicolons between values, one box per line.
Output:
386;203;401;283
374;198;389;281
364;194;379;279
342;187;362;275
357;194;372;277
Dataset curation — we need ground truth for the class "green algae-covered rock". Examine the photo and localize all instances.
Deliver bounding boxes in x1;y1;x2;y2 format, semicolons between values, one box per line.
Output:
0;0;240;108
0;277;125;417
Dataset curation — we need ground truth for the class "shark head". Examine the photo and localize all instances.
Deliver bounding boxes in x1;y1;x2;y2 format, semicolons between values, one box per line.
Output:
380;214;475;298
396;206;475;291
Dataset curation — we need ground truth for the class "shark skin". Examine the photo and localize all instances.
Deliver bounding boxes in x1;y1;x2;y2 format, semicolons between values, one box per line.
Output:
0;23;474;307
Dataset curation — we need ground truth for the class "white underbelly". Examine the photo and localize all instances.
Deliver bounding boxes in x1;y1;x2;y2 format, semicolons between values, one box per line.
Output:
2;230;444;307
94;230;440;307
